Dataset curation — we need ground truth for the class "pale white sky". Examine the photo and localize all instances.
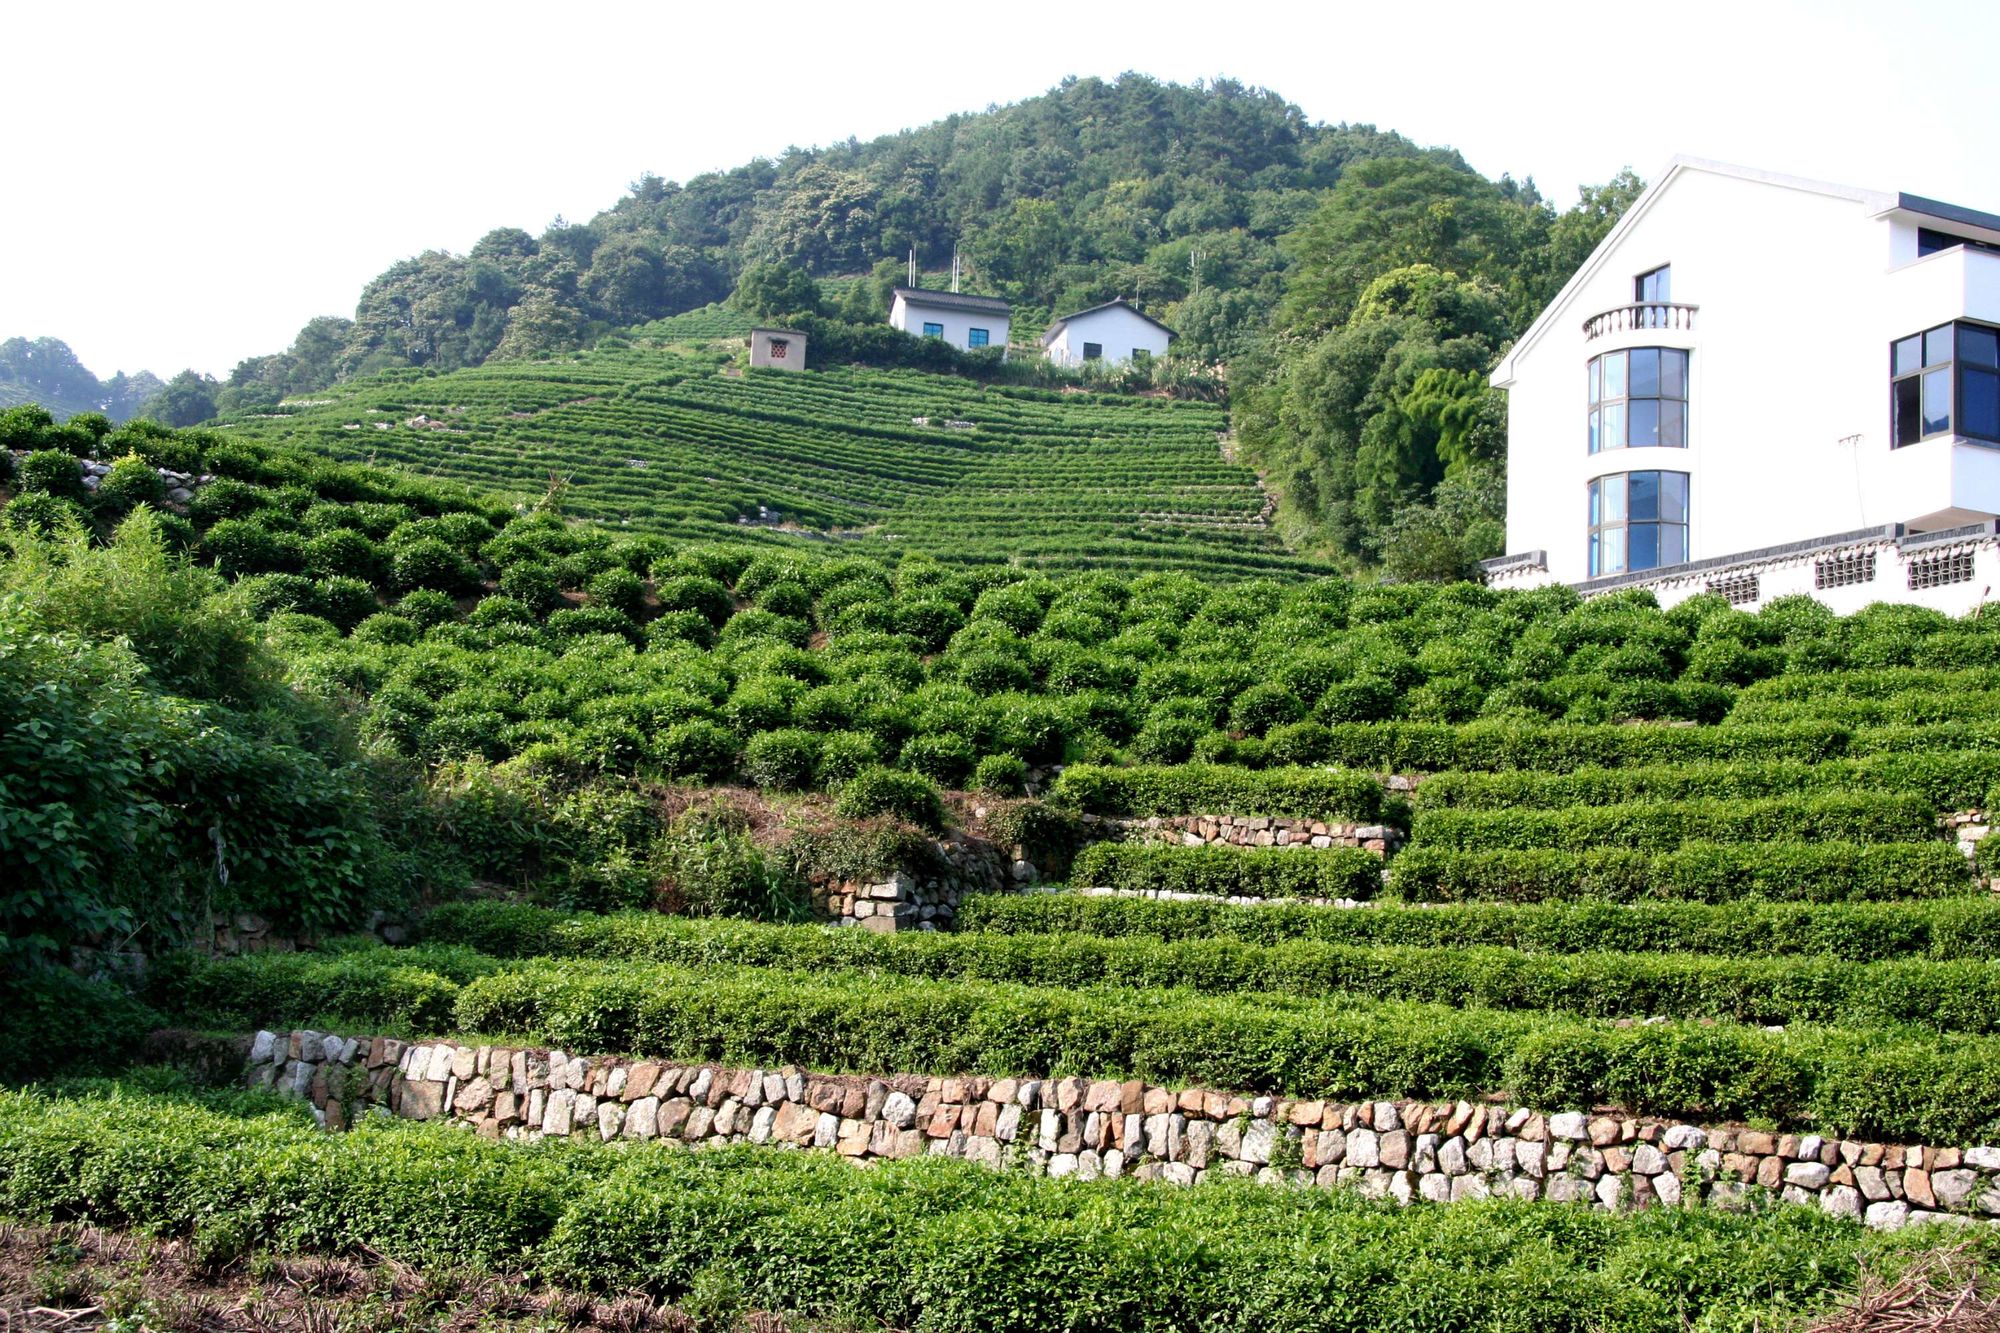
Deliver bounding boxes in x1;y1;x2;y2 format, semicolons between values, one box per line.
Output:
6;0;1998;379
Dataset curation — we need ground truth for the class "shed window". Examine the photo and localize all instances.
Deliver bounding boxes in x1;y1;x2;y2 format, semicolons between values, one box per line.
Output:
922;322;944;338
968;328;989;348
767;339;788;359
1083;342;1102;361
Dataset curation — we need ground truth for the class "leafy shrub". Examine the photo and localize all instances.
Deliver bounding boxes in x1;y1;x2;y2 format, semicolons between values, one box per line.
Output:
655;575;733;627
1049;764;1381;821
900;732;976;787
303;528;389;584
742;728;820;790
16;449;85;502
652;720;739;781
588;566;647;619
1410;792;1937;852
93;455;165;514
834;766;946;832
395;587;458;629
310;576;380;632
814;731;880;785
392;537;480;594
972;754;1029;796
2;491;88;535
202;518;303;576
1390;841;1973;904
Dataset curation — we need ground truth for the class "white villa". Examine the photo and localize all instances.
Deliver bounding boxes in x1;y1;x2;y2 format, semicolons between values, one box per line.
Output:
1041;300;1175;368
1485;156;2000;614
889;287;1011;354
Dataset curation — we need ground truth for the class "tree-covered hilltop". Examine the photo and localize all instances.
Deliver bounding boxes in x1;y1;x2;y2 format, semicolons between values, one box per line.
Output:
0;337;162;423
210;77;1609;401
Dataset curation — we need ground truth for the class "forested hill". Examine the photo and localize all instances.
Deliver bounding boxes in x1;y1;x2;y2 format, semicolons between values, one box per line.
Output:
0;337;161;423
204;77;1585;409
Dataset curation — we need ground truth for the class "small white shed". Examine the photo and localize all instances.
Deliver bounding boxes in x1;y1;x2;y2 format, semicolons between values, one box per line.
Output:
1041;300;1176;368
749;327;806;371
888;287;1012;354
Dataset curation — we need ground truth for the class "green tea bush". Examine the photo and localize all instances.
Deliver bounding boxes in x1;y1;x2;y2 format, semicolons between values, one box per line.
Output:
833;766;946;832
1390;842;1973;904
972;753;1029;795
1050;764;1381;821
93;455;166;515
956;890;2000;961
0;1088;1905;1332
16;449;86;502
1409;793;1937;852
742;728;820;790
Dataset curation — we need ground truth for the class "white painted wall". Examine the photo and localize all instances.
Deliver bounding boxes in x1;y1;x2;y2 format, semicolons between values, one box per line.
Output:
889;293;1009;353
1044;305;1172;367
1494;161;2000;586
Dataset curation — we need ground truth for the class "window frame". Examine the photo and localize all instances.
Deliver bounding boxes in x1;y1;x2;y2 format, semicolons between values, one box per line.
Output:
921;321;944;339
1082;341;1103;361
1634;264;1671;304
1892;319;2000;447
1588;346;1689;454
967;327;989;348
1588;470;1690;577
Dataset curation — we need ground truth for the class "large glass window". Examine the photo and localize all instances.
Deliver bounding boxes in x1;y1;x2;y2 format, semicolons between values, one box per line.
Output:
1893;320;2000;446
1588;347;1688;453
1635;265;1671;303
1588;471;1689;577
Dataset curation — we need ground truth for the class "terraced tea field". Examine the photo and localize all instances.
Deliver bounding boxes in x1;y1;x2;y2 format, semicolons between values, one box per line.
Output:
217;342;1319;578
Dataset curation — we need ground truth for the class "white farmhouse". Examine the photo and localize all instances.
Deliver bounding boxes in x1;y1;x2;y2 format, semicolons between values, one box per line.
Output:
888;287;1010;354
1487;156;2000;614
1041;300;1175;368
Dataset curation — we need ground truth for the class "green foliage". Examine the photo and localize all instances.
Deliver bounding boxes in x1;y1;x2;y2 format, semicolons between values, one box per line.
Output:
0;1086;1912;1331
1070;842;1382;900
1390;842;1973;904
1049;763;1381;820
834;766;947;832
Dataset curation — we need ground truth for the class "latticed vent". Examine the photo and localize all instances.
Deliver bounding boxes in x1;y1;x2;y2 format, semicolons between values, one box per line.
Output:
1908;549;1977;590
1815;551;1877;589
1705;572;1760;605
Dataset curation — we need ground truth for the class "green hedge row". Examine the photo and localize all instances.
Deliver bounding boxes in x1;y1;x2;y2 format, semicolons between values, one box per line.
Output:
956;892;2000;962
1724;688;2000;728
165;946;2000;1139
1388;842;1974;904
1303;719;2000;773
1409;793;1939;853
1415;751;2000;813
1046;763;1381;821
1066;842;1381;900
0;1089;1896;1333
1310;721;1853;772
414;903;2000;1035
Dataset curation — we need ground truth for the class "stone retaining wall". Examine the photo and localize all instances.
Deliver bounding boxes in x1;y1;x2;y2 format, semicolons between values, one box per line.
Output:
251;1028;1995;1231
810;832;1019;931
1083;813;1404;855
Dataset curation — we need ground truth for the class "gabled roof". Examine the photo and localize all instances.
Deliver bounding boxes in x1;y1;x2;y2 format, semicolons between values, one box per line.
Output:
1490;156;1896;388
1040;299;1177;347
892;286;1011;316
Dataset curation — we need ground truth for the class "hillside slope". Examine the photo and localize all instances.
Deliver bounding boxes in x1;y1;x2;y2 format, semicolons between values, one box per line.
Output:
217;338;1323;578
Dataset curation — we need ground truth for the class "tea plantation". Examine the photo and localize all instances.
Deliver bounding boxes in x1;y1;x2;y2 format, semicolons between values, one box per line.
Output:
212;336;1321;580
6;409;2000;1328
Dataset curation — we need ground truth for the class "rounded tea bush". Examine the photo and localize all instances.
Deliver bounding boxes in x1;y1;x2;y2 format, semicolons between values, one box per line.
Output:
742;728;820;791
972;753;1029;796
834;766;946;832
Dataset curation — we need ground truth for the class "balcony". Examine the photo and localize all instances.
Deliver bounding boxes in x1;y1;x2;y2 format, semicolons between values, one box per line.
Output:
1582;302;1698;341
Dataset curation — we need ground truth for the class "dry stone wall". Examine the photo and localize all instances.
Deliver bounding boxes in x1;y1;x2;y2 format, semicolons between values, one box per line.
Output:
1081;812;1404;855
810;832;1018;931
251;1028;1997;1232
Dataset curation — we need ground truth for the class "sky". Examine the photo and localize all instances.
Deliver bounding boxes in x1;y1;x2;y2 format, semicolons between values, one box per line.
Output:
6;0;1999;380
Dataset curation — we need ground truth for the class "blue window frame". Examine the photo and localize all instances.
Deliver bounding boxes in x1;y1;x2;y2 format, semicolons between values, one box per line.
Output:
922;322;943;338
1588;470;1689;576
1588;347;1688;453
967;328;989;348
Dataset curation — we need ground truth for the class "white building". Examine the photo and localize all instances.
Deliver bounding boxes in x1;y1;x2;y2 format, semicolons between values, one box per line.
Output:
1486;156;2000;614
888;287;1010;354
1041;300;1175;367
748;327;805;372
